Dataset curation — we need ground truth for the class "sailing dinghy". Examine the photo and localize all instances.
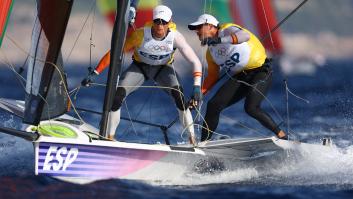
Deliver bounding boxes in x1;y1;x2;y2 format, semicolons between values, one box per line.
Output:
2;96;319;184
0;0;335;184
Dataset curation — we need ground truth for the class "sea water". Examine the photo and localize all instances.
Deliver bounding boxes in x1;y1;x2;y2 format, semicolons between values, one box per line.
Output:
1;60;353;198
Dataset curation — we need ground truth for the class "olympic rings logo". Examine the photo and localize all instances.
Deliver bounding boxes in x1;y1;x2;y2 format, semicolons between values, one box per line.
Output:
147;45;169;52
217;47;227;56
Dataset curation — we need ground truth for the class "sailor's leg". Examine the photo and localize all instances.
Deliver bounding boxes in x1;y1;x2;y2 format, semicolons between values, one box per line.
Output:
155;65;196;144
107;109;121;140
177;108;196;144
107;63;146;139
108;87;125;139
201;78;245;141
170;87;196;145
154;65;188;110
243;70;281;134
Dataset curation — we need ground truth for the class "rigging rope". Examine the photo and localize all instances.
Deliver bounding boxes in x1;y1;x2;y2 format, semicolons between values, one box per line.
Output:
0;46;64;127
65;0;96;64
89;1;97;70
0;49;26;90
197;0;313;142
2;14;91;125
260;0;309;43
0;0;311;145
259;0;310;140
120;87;157;139
260;0;276;51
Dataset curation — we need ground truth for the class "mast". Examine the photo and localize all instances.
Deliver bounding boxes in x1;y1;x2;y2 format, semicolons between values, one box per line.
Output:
100;0;130;137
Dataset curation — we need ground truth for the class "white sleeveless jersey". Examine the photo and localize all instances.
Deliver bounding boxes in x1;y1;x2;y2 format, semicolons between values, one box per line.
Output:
209;29;251;73
137;27;175;65
209;42;251;73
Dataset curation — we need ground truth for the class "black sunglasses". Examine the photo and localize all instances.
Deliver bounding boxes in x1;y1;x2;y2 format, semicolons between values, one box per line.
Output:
188;24;205;30
153;19;169;25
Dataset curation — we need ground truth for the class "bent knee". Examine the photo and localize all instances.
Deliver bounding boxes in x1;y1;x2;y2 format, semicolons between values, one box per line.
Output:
244;104;258;117
111;87;126;111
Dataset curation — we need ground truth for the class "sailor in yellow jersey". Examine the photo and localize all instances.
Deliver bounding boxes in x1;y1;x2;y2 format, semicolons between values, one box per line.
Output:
82;5;202;144
188;14;287;141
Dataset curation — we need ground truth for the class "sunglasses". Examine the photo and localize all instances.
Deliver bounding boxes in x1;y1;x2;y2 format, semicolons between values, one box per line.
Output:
153;19;169;25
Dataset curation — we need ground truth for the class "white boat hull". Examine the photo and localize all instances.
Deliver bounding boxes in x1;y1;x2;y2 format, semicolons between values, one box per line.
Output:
0;98;336;184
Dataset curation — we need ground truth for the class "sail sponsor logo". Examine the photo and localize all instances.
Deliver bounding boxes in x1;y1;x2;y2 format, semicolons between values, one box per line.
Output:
43;146;78;171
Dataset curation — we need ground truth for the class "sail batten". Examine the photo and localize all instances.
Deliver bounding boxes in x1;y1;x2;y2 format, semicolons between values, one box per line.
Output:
24;0;73;125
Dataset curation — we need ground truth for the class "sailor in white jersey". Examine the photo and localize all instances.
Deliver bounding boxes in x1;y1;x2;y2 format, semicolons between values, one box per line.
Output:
82;5;203;145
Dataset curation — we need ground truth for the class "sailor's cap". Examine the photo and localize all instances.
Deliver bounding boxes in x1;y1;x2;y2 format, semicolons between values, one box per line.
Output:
153;5;172;22
188;14;219;30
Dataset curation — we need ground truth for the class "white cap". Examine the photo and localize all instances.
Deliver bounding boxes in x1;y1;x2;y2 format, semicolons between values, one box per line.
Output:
153;5;172;22
188;14;219;30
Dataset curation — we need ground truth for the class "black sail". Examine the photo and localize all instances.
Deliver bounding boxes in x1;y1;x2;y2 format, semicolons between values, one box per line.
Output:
24;0;73;124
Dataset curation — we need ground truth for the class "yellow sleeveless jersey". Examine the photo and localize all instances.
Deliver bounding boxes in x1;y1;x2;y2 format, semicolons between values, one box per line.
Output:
125;21;177;65
208;23;267;70
202;23;267;93
95;22;177;73
224;23;267;69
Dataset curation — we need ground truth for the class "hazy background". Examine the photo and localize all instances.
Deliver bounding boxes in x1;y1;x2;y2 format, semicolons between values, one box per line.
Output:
1;0;353;68
2;2;353;196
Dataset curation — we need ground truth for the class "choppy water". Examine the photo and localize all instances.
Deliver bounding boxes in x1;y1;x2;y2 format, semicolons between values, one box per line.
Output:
1;60;353;198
